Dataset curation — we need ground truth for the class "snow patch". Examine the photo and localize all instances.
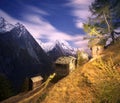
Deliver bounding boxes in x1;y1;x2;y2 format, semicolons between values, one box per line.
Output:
37;39;77;55
105;38;112;46
15;23;27;37
0;17;14;33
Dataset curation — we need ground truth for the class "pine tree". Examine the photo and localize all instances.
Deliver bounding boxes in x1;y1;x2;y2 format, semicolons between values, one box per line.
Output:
85;0;120;43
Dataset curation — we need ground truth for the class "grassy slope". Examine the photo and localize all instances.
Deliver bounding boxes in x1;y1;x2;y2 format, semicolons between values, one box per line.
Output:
42;39;120;103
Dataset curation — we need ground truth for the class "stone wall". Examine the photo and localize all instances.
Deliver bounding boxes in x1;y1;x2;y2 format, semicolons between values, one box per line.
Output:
92;45;104;57
69;59;76;72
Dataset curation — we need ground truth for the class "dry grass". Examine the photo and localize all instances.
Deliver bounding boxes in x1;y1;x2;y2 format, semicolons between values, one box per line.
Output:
42;64;98;103
42;39;120;103
92;57;120;103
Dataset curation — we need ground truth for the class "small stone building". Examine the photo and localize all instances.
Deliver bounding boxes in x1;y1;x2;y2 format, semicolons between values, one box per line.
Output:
89;38;106;58
92;45;104;58
54;56;76;76
29;75;43;90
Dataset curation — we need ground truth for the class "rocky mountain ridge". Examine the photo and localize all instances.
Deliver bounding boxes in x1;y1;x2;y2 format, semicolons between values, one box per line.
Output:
0;17;53;92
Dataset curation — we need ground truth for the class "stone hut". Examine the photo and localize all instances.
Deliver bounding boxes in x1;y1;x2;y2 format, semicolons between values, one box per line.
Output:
29;75;43;90
89;38;106;58
54;56;76;76
92;45;104;58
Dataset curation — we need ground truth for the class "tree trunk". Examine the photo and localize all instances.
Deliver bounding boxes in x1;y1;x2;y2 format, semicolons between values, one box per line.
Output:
103;12;111;33
111;31;115;43
103;12;115;43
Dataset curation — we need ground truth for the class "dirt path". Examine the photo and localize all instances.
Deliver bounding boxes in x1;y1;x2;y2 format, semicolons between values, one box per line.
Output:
1;86;44;103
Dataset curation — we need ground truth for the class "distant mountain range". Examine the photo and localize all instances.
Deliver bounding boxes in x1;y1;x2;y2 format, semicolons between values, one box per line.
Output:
37;40;77;61
0;17;53;91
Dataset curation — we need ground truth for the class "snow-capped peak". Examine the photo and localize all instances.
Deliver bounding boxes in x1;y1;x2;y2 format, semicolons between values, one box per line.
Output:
15;22;24;28
15;23;26;32
55;40;73;50
36;40;55;52
0;17;14;33
37;39;77;55
14;23;27;37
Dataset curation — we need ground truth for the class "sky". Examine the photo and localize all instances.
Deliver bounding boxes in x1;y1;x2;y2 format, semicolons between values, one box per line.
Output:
0;0;94;49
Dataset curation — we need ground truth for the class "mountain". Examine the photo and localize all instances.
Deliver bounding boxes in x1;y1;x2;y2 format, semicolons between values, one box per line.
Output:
0;17;14;33
37;40;77;61
0;17;53;92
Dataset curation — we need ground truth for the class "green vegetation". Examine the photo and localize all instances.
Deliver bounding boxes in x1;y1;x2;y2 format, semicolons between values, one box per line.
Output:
93;57;120;103
76;50;89;67
0;74;14;101
36;93;47;103
88;37;106;48
83;23;101;36
83;0;120;48
21;77;29;92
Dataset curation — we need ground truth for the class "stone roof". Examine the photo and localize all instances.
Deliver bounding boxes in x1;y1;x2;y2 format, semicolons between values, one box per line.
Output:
31;76;43;83
55;56;76;64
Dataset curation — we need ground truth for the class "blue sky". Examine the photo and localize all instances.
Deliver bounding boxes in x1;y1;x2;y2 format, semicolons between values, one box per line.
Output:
0;0;93;48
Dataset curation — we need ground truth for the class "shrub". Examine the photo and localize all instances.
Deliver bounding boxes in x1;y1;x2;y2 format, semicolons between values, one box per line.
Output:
93;57;120;103
0;74;14;101
21;77;29;92
76;50;89;67
36;93;47;103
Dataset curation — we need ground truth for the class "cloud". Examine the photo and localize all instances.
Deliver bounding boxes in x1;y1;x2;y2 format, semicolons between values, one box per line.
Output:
21;14;72;40
16;1;49;16
71;35;88;49
0;8;88;49
74;39;88;48
67;0;94;29
0;9;19;24
75;21;84;29
68;0;92;5
25;5;49;16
